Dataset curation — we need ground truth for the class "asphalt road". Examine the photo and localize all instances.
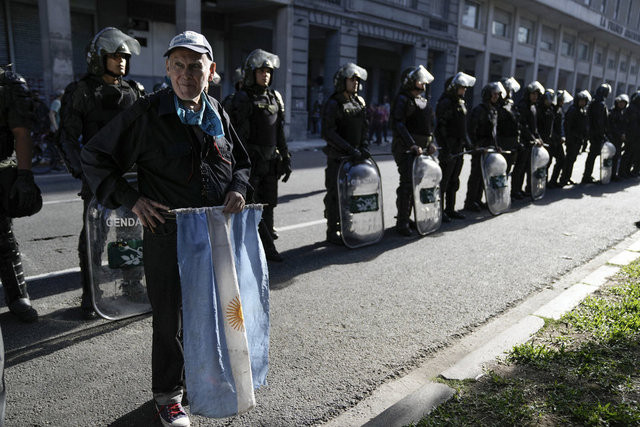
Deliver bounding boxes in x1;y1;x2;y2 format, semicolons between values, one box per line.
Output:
3;145;640;426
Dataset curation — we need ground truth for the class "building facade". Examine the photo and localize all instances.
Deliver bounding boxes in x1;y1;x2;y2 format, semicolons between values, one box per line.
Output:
2;0;639;140
459;0;640;104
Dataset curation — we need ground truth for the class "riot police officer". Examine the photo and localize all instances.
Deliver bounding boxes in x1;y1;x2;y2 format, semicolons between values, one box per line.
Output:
321;63;369;244
229;49;291;261
435;72;476;222
608;94;629;181
512;81;544;199
560;90;591;186
463;82;502;212
0;66;40;322
391;65;436;235
537;89;556;185
621;91;640;178
222;67;243;114
582;83;611;184
497;77;521;177
58;27;144;319
547;90;572;188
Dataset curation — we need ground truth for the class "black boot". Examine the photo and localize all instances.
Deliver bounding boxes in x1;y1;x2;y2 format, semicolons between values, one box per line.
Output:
0;226;38;322
259;221;283;262
395;190;413;237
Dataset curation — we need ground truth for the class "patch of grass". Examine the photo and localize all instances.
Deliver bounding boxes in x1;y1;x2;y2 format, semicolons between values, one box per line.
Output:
413;259;640;426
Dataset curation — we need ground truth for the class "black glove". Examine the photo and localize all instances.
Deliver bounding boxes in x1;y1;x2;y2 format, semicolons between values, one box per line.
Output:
10;169;40;213
351;148;362;160
464;139;474;151
281;160;292;183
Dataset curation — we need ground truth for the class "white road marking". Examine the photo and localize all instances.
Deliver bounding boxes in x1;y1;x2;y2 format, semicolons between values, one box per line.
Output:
278;219;326;231
43;198;82;205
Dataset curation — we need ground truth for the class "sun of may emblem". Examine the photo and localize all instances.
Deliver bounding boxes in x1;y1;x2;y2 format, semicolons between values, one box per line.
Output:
225;296;245;332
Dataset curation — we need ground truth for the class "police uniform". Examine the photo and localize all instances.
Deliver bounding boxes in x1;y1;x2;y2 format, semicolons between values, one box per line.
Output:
608;97;629;181
583;85;610;183
0;69;39;322
547;99;566;187
560;100;589;185
512;85;542;198
322;92;369;241
435;86;469;218
464;91;498;210
392;90;434;231
60;75;143;317
57;27;145;318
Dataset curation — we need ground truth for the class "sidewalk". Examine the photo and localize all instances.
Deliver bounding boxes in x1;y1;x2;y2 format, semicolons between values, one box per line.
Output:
325;231;640;427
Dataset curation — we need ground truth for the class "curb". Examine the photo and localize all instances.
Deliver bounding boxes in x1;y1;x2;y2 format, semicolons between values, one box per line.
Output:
325;232;640;426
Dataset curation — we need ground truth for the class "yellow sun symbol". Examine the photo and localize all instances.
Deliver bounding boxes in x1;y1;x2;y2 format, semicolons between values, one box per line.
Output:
225;296;245;332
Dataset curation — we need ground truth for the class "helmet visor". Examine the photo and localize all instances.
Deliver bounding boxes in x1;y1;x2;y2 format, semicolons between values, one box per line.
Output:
577;90;592;102
94;27;141;56
503;77;521;93
452;71;476;88
616;94;630;104
246;49;280;70
408;65;434;85
342;63;368;81
528;81;545;94
558;90;573;104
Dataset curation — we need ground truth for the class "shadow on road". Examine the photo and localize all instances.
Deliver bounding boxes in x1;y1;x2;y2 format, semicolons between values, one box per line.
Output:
278;189;325;204
1;271;150;365
109;400;159;426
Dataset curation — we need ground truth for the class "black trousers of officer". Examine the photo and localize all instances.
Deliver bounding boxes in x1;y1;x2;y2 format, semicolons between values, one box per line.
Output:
547;138;566;185
440;155;463;213
582;138;603;181
464;152;484;207
621;138;640;176
324;157;341;234
610;138;623;179
78;180;94;310
248;159;278;251
143;222;184;400
392;149;414;225
560;137;583;184
511;145;531;195
0;215;29;305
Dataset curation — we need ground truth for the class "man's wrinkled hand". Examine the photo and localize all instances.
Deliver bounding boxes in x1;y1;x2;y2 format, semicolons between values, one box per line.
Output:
132;197;169;231
223;191;245;214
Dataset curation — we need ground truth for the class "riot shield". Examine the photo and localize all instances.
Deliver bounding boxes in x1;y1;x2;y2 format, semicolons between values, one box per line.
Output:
337;158;385;248
530;145;550;201
412;154;442;235
85;196;151;320
481;150;511;215
600;141;616;184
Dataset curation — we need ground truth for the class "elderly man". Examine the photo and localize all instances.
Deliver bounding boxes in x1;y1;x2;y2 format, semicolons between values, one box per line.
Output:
81;31;250;427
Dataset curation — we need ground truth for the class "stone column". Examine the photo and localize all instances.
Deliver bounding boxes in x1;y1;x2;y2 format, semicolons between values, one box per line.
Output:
38;0;73;96
274;5;298;139
323;22;358;98
176;0;201;33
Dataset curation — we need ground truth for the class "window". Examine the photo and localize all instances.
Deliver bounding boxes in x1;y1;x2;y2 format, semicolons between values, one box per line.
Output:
578;42;589;61
614;0;621;19
626;0;633;24
620;60;628;72
600;0;607;13
561;36;574;57
518;26;531;44
492;8;510;38
540;26;556;51
583;0;591;5
595;50;603;65
462;1;480;28
608;57;616;69
631;64;637;74
431;0;447;18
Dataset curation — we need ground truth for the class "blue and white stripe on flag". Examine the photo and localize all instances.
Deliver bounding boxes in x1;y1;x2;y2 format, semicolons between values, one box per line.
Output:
175;205;269;418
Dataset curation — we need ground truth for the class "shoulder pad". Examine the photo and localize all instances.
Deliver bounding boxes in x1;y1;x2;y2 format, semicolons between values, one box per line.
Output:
273;89;285;111
1;71;30;97
128;79;145;94
356;95;366;107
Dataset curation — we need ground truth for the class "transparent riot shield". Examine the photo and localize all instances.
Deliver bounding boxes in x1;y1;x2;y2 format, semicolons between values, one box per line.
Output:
85;196;151;320
481;150;511;216
412;154;442;235
337;158;385;248
530;145;550;201
600;141;616;185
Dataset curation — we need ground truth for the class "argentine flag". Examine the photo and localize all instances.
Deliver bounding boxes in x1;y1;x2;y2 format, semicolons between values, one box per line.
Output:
175;205;269;418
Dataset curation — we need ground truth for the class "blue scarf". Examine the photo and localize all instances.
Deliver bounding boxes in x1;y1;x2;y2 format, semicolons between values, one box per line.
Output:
174;93;225;139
